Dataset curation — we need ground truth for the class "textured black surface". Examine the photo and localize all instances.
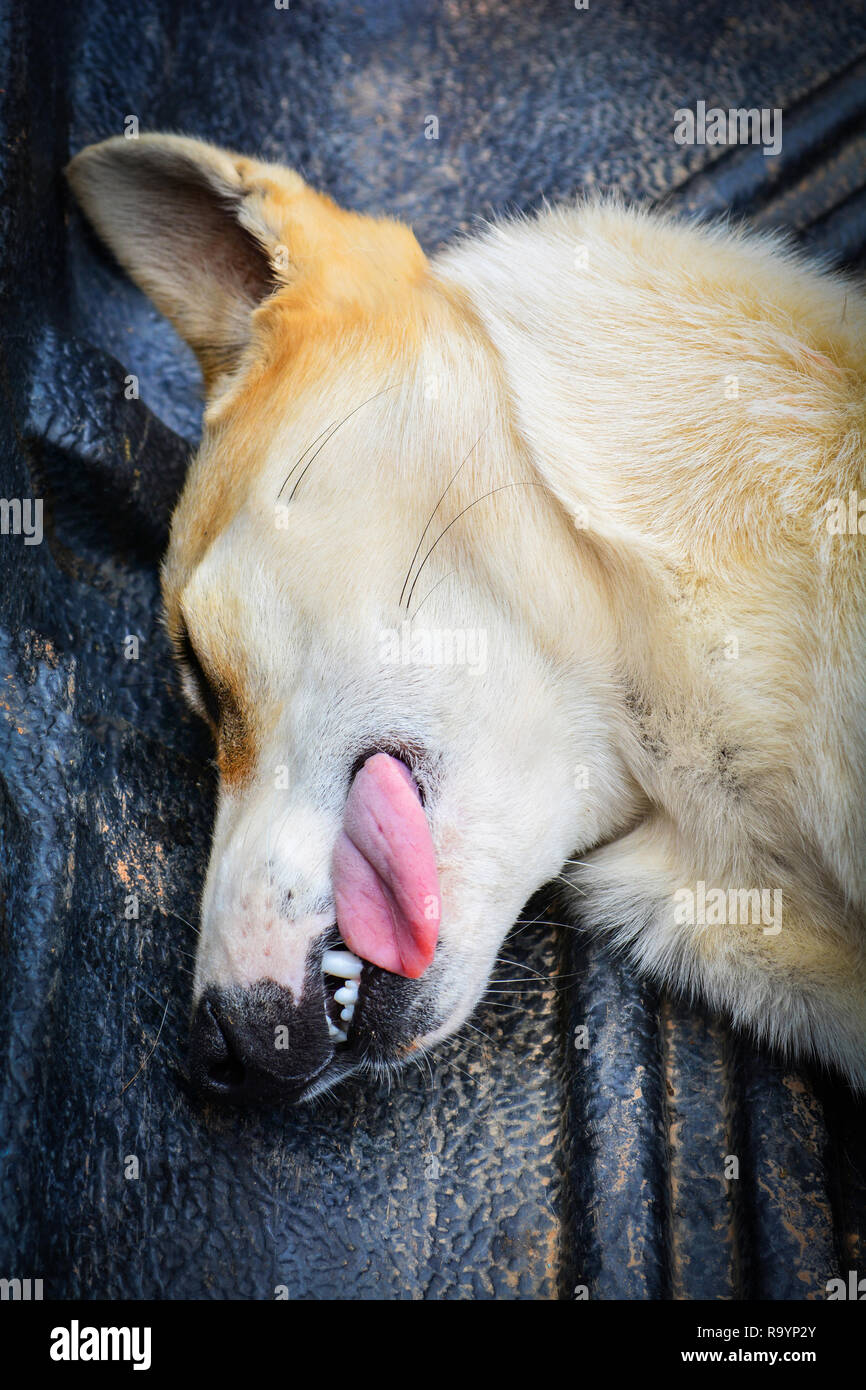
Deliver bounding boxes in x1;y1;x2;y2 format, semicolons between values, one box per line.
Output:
1;0;865;1301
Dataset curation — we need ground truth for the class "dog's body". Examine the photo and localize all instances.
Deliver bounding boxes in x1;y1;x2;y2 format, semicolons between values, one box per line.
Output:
67;136;866;1101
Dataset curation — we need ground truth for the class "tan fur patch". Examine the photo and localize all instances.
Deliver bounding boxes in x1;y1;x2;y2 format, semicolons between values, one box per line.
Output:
216;687;256;789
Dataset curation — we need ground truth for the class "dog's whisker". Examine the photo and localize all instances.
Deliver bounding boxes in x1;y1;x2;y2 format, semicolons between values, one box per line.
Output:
460;1019;495;1046
408;569;456;621
163;907;200;935
288;381;403;503
496;957;551;977
505;910;556;937
276;417;338;500
481;983;525;995
120;996;171;1095
399;432;485;607
496;964;565;981
404;479;551;612
429;1051;477;1085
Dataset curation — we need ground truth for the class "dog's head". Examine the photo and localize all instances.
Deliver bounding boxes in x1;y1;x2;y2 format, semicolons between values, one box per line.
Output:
67;135;632;1104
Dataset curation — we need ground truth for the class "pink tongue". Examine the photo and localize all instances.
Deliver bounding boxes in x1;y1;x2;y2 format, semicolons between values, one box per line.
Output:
332;753;440;979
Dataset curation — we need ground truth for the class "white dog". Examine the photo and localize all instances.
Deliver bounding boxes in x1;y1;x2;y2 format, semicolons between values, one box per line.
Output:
67;135;866;1103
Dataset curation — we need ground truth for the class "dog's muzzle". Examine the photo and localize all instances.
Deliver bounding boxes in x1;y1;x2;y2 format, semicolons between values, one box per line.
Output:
187;942;433;1106
187;753;442;1105
188;979;338;1106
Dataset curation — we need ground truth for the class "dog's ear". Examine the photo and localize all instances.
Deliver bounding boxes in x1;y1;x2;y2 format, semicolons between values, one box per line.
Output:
65;134;310;389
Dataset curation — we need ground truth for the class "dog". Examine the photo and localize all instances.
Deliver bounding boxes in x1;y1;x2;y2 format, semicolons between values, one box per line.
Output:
66;134;866;1104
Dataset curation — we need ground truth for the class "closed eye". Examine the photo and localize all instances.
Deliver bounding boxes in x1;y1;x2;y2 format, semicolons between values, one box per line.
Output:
178;623;221;728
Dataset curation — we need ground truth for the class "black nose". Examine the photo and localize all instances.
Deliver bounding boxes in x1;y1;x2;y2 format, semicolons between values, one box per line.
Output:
188;980;333;1105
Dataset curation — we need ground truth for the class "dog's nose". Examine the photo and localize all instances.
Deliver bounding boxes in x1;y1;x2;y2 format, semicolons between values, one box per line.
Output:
188;980;333;1105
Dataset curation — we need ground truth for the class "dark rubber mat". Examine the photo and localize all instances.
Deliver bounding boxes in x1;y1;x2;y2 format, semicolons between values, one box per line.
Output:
1;0;865;1300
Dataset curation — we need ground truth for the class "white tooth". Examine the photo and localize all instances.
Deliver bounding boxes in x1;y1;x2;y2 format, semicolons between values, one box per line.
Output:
326;1017;348;1043
322;949;363;979
334;982;358;1005
340;1005;355;1023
